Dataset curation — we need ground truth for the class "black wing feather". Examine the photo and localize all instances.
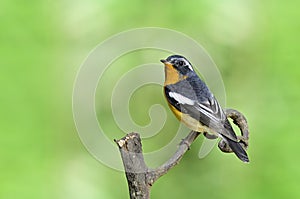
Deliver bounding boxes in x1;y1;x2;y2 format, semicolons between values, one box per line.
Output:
165;75;237;141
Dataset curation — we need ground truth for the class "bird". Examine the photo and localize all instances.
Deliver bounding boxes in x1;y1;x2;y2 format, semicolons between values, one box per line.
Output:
161;55;249;162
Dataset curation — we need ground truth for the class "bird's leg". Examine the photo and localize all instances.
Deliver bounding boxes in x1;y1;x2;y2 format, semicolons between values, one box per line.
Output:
203;132;218;139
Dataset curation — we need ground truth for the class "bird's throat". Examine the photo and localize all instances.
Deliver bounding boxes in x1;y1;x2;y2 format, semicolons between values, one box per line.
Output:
164;65;187;85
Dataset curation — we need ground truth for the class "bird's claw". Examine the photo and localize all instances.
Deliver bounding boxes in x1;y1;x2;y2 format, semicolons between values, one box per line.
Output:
203;132;218;140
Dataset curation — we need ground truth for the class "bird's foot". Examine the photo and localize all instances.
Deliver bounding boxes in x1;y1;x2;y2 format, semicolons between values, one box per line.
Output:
203;132;218;140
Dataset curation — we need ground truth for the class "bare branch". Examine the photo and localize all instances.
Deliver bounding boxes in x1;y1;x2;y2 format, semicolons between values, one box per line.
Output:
115;109;249;199
115;133;150;199
150;131;200;183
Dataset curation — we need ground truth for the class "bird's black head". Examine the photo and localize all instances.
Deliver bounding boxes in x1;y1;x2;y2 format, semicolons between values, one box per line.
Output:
160;55;194;75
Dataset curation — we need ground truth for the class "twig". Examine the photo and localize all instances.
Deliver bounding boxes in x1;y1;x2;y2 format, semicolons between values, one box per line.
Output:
115;109;249;199
150;131;200;182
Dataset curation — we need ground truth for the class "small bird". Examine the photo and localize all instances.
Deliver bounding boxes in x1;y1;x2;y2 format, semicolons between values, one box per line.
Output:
161;55;249;162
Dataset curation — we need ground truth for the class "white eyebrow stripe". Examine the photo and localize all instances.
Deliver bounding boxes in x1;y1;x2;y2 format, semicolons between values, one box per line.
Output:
169;92;195;105
178;58;193;71
187;64;193;71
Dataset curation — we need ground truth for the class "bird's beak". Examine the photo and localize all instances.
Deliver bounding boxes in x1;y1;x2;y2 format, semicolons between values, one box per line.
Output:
160;59;172;68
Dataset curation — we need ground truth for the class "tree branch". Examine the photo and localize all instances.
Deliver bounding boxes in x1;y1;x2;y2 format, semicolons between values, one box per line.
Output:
218;109;250;152
115;109;249;199
150;131;200;183
114;133;150;199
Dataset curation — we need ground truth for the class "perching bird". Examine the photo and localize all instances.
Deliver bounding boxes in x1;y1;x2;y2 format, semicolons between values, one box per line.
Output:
161;55;249;162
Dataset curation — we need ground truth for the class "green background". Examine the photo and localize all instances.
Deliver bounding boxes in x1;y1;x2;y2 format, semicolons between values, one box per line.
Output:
1;0;299;198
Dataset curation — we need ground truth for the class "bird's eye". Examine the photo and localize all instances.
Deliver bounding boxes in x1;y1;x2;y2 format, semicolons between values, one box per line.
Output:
178;60;185;66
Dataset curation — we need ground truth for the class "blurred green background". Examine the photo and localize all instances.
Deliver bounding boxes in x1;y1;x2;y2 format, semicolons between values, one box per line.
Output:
1;0;300;198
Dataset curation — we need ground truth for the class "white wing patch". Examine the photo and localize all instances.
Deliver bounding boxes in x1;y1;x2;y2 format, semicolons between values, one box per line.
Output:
169;92;195;105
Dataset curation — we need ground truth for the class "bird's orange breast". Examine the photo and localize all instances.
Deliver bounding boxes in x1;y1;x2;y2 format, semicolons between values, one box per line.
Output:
164;64;187;85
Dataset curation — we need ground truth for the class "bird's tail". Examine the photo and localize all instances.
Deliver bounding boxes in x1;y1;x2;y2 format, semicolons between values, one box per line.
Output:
225;137;249;163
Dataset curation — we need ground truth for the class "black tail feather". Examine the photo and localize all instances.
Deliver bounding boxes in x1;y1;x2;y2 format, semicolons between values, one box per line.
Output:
226;138;249;163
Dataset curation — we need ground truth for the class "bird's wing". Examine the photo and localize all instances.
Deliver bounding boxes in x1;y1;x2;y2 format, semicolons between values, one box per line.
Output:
165;77;238;141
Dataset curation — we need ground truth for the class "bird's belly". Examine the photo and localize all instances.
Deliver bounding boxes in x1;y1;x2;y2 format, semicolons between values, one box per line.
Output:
169;104;210;133
181;113;210;132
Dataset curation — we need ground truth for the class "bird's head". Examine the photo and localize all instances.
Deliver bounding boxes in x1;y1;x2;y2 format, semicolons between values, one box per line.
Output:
160;55;194;76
